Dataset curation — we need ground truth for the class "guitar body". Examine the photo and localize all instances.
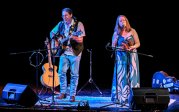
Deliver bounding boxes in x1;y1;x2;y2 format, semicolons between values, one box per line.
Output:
152;71;179;92
53;43;66;57
50;38;64;57
41;63;59;88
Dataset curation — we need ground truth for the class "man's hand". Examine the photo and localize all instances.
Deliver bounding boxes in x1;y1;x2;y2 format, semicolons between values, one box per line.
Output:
71;35;83;43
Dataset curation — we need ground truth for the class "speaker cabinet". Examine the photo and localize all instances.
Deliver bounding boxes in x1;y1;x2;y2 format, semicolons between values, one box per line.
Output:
2;83;39;107
130;88;170;110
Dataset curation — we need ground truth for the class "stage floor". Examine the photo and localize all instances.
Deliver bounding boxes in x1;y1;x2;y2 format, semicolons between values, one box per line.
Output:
0;83;179;112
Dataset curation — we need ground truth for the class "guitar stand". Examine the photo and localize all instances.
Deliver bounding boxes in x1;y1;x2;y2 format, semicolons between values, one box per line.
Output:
39;83;60;96
39;85;46;96
47;37;63;106
29;50;52;105
77;49;102;95
38;56;59;106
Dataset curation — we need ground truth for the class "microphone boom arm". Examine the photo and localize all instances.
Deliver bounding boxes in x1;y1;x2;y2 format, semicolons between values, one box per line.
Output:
105;42;153;58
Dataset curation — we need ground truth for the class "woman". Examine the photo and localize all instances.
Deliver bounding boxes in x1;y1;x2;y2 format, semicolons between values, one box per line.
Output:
111;15;140;106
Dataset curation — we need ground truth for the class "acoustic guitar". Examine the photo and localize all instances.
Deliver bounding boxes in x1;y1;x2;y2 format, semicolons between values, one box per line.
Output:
40;37;60;88
51;31;83;56
152;71;179;92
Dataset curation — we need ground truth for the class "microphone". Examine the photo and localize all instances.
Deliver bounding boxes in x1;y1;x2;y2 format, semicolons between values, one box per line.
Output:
87;49;92;52
148;55;154;58
105;42;110;48
122;23;126;28
137;53;154;58
9;52;17;55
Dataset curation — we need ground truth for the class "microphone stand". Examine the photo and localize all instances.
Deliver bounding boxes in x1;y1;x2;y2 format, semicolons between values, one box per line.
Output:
100;43;154;109
31;50;44;95
10;48;51;104
48;54;56;106
114;46;119;103
100;45;122;108
10;49;46;94
48;37;58;106
77;49;102;95
105;43;154;58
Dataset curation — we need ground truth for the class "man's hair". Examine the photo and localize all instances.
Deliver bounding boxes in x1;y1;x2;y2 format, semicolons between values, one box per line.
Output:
62;8;73;15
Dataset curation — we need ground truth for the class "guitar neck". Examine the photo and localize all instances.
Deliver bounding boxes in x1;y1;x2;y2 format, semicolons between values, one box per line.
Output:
60;35;71;44
60;31;82;44
47;49;52;65
46;39;53;67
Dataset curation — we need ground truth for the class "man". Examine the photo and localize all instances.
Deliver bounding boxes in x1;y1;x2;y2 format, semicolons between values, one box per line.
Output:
50;8;86;102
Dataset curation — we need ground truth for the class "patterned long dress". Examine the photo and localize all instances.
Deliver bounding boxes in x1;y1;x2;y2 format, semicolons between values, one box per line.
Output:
111;34;140;105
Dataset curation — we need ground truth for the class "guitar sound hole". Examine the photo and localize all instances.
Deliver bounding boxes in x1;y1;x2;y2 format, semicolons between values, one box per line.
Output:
48;74;53;77
49;68;53;72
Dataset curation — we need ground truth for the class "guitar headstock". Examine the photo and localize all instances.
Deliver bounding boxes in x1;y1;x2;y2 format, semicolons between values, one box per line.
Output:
44;37;50;46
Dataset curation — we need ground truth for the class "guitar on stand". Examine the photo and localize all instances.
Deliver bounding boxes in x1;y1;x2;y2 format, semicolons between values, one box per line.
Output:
40;37;60;90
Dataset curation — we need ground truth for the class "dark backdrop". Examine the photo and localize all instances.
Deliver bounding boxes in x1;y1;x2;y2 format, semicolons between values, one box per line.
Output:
2;0;178;90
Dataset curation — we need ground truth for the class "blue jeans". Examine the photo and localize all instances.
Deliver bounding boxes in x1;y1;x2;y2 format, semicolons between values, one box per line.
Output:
58;54;81;96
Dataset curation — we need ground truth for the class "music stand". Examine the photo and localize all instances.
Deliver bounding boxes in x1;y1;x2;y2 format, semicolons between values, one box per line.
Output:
77;49;102;95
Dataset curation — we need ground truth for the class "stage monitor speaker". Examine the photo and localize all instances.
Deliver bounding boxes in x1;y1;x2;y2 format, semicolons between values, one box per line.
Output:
1;83;39;107
130;88;170;111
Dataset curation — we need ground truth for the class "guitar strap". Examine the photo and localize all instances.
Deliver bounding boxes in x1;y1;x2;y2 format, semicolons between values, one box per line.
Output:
69;18;78;36
69;19;84;56
57;18;78;46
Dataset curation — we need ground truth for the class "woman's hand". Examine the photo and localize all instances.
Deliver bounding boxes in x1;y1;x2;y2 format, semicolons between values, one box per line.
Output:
122;42;136;51
128;45;136;51
122;42;129;50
